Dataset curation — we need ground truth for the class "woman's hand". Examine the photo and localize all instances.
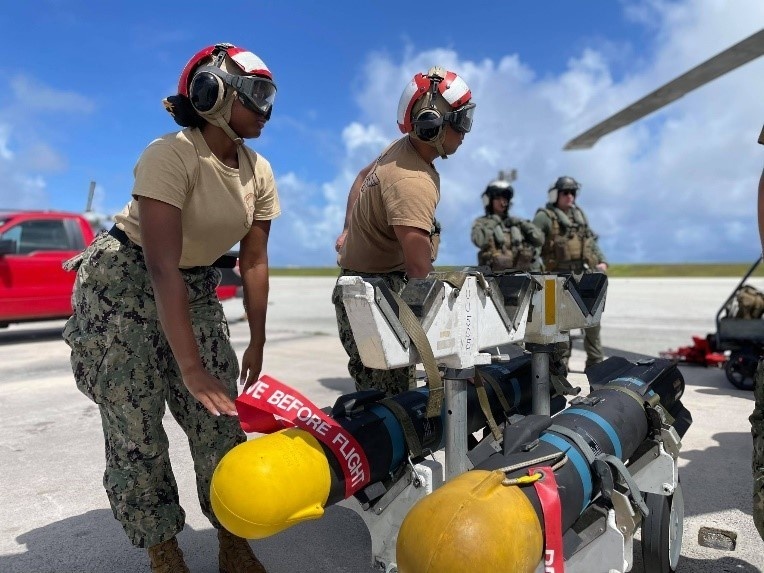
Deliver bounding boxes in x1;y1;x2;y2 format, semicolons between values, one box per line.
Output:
182;366;238;417
240;343;264;392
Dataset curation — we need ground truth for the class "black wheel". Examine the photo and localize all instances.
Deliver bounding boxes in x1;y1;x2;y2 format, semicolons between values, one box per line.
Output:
724;353;755;390
641;482;684;573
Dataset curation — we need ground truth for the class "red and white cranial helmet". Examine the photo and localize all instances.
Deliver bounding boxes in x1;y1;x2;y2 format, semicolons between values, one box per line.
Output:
396;67;473;134
165;43;277;144
178;43;273;97
180;43;276;121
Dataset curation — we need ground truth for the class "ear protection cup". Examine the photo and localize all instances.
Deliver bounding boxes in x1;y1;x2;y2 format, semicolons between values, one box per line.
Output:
413;109;443;142
189;68;228;116
411;73;446;142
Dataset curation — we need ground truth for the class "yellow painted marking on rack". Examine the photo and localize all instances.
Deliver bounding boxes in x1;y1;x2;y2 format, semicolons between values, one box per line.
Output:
544;279;556;325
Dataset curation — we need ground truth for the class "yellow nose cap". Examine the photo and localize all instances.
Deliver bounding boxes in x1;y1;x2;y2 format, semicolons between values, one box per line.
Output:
397;470;543;573
211;428;332;539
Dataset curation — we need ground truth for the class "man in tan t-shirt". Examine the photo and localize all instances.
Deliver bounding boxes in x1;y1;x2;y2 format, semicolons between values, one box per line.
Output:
332;66;476;396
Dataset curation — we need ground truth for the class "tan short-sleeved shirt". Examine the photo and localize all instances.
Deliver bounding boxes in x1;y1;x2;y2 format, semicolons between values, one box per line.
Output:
114;128;280;268
339;136;440;273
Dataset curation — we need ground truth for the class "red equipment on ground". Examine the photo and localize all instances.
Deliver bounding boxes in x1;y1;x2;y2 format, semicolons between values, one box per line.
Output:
659;336;727;368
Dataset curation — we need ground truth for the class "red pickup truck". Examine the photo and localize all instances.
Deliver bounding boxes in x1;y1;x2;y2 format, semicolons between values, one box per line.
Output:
0;210;239;328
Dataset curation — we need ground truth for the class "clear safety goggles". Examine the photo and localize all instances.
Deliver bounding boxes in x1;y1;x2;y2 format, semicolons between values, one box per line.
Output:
444;102;475;134
228;74;277;117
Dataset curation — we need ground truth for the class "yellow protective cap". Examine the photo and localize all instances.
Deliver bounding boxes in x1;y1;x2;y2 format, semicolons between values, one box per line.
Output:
397;470;543;573
210;428;332;539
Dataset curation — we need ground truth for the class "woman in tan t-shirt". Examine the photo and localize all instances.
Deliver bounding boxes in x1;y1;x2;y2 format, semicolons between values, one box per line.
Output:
63;43;279;573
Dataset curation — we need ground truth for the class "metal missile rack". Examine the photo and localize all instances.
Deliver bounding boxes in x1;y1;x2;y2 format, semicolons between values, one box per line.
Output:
337;269;684;573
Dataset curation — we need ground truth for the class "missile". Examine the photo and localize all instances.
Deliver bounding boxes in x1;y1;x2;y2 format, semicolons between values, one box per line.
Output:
210;355;567;539
396;356;692;573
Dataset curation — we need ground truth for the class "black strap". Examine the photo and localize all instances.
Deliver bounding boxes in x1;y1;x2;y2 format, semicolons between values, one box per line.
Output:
548;423;648;517
597;453;649;518
380;398;423;459
108;224;135;247
211;254;237;269
107;225;236;269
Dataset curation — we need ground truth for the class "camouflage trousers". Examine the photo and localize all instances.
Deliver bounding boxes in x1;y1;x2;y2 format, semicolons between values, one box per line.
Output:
752;360;764;541
561;323;604;368
332;269;415;396
62;232;245;548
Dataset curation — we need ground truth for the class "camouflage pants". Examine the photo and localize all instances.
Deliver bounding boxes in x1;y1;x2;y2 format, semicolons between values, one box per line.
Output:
561;324;604;368
332;269;415;396
752;360;764;541
62;233;245;548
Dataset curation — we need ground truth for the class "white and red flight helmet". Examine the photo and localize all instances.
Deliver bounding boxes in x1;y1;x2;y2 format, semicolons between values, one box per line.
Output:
165;43;276;144
396;66;474;158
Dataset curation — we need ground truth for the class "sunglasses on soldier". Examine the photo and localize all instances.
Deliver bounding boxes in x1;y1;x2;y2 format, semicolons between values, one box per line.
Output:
560;189;576;197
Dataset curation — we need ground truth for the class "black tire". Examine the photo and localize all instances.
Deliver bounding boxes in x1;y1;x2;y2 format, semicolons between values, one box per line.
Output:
724;354;755;391
641;482;683;573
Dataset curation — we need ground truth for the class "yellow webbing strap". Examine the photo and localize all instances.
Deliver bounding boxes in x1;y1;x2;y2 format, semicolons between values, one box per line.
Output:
429;270;490;292
550;373;581;397
380;398;423;459
429;271;467;289
389;290;443;418
479;369;512;413
604;384;646;406
606;385;675;426
473;368;504;442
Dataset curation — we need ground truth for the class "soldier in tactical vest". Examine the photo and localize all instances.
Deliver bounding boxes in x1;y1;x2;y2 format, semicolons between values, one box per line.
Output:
533;176;608;368
471;179;544;272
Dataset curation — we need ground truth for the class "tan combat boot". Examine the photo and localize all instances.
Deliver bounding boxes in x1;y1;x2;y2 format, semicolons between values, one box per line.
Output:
218;528;267;573
147;537;190;573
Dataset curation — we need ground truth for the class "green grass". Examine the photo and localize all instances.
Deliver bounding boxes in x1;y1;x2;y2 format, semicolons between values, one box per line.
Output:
270;262;764;278
605;262;764;278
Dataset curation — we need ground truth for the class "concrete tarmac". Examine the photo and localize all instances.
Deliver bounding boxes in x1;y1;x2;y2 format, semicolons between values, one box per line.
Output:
1;276;763;573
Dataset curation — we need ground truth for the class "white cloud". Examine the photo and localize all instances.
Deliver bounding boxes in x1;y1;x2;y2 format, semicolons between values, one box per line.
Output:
0;125;14;160
0;123;52;208
20;143;67;172
281;0;764;265
0;76;94;208
0;166;48;209
10;75;95;114
342;122;389;156
269;121;401;266
268;171;351;266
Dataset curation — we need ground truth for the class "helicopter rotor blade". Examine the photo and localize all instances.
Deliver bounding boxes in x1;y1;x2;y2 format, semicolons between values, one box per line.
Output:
564;28;764;150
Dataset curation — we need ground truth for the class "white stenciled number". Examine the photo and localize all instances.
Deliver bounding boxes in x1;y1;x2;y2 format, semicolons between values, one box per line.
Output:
545;549;556;572
464;285;473;350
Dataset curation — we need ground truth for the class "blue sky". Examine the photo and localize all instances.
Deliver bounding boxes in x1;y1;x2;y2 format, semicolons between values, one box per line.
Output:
1;1;763;265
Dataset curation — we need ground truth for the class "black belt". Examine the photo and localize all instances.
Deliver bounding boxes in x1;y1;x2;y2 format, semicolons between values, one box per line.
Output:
108;225;236;269
556;259;586;273
341;268;407;279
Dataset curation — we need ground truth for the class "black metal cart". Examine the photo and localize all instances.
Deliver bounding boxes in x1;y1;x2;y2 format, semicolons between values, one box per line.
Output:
714;257;764;390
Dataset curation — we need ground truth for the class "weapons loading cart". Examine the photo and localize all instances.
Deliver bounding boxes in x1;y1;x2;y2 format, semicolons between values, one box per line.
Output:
659;257;764;390
712;256;764;390
335;268;688;573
